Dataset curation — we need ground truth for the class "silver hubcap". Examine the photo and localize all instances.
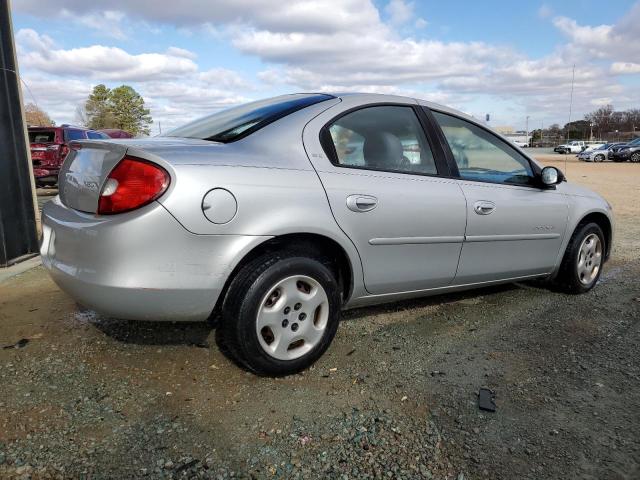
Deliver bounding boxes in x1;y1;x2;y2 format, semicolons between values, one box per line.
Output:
577;233;602;285
256;275;329;360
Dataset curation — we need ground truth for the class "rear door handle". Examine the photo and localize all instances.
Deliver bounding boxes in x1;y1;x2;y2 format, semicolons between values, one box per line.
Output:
473;200;496;215
346;194;378;212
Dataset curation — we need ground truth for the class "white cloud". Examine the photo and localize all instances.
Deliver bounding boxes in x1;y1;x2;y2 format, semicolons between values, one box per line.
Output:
17;30;198;81
165;46;198;60
13;0;382;34
415;18;428;29
62;10;127;40
611;62;640;75
538;4;553;19
385;0;414;25
12;0;640;129
14;29;252;129
553;4;640;63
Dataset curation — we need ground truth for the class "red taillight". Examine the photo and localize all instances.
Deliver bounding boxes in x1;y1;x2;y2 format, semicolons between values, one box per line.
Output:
98;157;170;215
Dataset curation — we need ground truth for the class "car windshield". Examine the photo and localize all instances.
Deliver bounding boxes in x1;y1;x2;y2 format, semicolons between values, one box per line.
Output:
628;137;640;145
166;94;334;143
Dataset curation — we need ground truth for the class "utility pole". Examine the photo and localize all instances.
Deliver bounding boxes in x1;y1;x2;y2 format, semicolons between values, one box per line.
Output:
567;64;575;142
0;0;39;266
525;115;530;147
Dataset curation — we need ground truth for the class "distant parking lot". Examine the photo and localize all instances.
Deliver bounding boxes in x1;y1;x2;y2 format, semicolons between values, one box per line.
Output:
1;154;639;479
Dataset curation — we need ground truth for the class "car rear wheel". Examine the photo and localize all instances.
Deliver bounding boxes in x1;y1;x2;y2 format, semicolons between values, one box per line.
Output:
555;222;605;294
594;154;605;162
631;152;640;163
219;251;341;376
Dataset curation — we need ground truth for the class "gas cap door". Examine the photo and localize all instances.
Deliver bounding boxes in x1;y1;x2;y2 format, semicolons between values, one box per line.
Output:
201;188;237;224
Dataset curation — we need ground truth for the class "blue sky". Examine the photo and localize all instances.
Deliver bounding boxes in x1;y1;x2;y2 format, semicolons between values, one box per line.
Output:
10;0;640;132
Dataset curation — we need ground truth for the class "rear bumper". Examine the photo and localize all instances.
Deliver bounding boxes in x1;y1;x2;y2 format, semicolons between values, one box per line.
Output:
41;197;269;321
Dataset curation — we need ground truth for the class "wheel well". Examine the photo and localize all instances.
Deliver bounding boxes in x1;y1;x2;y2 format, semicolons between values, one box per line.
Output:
210;233;353;321
577;212;612;259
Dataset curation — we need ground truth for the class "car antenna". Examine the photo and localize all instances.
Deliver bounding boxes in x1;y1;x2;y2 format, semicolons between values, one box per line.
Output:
566;63;575;174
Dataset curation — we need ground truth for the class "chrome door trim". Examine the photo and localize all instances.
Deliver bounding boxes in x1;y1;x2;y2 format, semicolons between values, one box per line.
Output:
369;236;464;245
465;233;561;242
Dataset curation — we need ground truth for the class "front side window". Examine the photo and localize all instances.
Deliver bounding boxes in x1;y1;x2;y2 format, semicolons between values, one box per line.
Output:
167;94;334;143
433;111;534;185
326;106;437;175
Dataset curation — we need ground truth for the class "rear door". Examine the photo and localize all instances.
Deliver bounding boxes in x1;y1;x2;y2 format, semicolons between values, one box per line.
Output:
430;109;569;284
303;98;467;295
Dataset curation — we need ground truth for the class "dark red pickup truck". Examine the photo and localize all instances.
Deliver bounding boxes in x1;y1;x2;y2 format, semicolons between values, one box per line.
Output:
28;125;110;186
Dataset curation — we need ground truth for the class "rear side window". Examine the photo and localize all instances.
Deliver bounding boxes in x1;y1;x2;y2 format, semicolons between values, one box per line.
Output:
166;94;334;143
29;130;56;143
324;106;438;175
65;129;87;141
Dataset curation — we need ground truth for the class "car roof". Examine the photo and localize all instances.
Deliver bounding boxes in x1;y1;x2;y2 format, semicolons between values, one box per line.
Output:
323;91;478;125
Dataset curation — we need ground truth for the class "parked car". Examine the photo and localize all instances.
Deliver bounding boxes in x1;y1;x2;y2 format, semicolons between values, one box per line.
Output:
554;140;586;154
28;125;110;186
41;93;614;375
554;141;605;154
609;137;640;162
99;129;134;139
512;140;528;148
581;142;606;153
577;143;624;162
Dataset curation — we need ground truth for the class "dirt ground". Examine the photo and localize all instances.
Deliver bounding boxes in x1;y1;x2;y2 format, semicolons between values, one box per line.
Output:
1;155;639;479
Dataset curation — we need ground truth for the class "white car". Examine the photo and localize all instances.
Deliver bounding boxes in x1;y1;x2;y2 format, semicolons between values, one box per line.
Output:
554;141;586;154
512;140;528;148
582;142;606;153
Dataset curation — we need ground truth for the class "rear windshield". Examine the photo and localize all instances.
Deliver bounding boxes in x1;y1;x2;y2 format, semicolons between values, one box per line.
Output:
166;94;334;143
29;130;56;143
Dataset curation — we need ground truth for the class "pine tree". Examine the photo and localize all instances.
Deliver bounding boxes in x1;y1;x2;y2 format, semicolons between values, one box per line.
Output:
84;84;114;130
108;85;152;136
82;84;152;136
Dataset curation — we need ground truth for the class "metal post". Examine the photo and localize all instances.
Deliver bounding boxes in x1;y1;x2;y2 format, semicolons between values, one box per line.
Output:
0;0;39;266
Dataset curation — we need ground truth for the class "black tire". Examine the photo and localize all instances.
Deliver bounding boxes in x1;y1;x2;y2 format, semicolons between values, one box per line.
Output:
630;152;640;163
554;222;605;294
219;251;341;376
594;154;605;163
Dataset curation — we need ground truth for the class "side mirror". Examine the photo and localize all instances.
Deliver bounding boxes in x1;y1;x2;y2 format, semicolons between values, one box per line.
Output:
540;166;564;187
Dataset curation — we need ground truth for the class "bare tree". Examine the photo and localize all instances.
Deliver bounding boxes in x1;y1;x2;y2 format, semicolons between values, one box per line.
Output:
24;102;54;126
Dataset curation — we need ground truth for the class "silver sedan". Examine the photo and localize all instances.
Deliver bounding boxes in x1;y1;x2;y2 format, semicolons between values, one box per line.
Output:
41;93;614;375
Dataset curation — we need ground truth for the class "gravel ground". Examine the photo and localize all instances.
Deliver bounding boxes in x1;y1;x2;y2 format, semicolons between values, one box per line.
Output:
1;158;638;479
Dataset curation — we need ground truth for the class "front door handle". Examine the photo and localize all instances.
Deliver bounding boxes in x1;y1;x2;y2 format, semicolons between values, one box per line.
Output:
346;194;378;212
473;200;496;215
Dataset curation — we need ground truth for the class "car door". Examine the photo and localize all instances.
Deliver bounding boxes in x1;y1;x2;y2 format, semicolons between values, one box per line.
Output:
430;109;569;284
303;100;467;295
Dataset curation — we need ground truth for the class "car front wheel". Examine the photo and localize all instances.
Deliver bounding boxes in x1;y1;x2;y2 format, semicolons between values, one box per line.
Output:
555;222;605;294
631;152;640;163
594;154;605;162
219;251;341;376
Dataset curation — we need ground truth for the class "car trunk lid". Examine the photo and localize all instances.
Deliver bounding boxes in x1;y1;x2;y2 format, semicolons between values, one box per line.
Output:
58;141;129;213
58;137;220;213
